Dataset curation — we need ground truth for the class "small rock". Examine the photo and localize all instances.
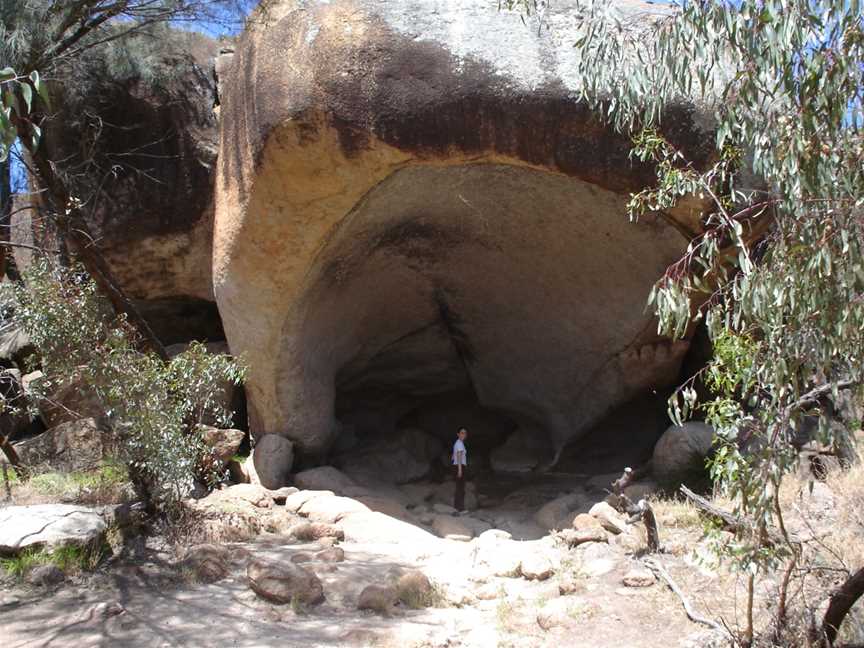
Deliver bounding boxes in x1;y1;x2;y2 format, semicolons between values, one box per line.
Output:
198;425;245;464
290;553;313;564
536;598;579;630
396;570;435;608
315;547;345;562
432;503;457;515
474;583;503;600
247;558;324;605
26;564;64;587
588;502;629;535
181;544;231;583
288;521;344;542
622;568;655;588
432;515;474;541
357;584;398;614
556;528;608;547
520;554;554;581
557;573;582;595
572;513;606;532
270;486;298;504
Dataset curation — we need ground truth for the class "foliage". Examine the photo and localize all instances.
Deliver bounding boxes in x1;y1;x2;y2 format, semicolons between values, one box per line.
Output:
0;258;246;507
0;542;105;580
504;0;864;642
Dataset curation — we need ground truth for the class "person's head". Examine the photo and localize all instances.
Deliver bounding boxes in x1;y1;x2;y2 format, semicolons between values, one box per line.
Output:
457;428;468;440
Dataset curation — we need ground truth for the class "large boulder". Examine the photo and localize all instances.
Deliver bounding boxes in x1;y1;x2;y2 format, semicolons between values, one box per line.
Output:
252;434;294;489
0;504;108;555
334;427;443;484
214;0;711;475
652;421;715;488
14;32;225;345
246;557;325;605
14;417;111;472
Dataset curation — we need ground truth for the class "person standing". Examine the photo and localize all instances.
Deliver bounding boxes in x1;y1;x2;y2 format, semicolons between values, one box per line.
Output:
452;427;468;511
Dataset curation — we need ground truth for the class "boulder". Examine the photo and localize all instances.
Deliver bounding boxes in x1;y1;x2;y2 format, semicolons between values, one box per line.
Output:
396;570;435;608
589;502;629;535
315;547;345;562
13;35;224;346
213;0;709;480
283;490;335;513
293;466;358;493
357;584;398;614
22;371;102;428
491;428;554;474
0;505;107;554
520;554;555;581
288;521;344;542
652;422;715;488
572;513;606;533
14;417;110;472
535;493;588;532
537;598;581;631
252;434;294;489
25;564;65;587
246;558;325;605
432;515;474;542
298;495;370;524
180;544;232;583
432;481;478;511
336;428;443;485
197;425;244;464
578;542;619;577
339;511;439;546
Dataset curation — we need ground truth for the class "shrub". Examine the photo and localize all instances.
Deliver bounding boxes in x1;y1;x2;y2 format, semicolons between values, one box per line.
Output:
0;258;246;509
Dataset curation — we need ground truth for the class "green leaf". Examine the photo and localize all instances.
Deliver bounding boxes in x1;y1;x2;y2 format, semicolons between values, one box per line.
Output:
20;83;32;113
0;67;15;83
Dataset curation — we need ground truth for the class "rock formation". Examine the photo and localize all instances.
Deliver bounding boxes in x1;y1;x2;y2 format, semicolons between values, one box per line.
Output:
214;0;712;485
13;32;224;345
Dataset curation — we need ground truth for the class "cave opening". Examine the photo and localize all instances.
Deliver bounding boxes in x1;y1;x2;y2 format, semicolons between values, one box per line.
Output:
282;163;693;505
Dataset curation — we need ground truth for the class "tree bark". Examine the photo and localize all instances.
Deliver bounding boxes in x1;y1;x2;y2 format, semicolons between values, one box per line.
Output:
821;567;864;647
11;106;168;362
0;156;10;279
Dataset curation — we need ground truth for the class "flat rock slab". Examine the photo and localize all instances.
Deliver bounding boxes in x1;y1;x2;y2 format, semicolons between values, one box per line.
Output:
0;504;108;555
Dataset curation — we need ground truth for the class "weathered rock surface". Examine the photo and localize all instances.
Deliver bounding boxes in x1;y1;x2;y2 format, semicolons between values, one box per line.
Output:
247;558;325;605
335;428;442;484
197;425;244;464
652;421;715;488
0;505;108;554
213;0;709;474
14;33;225;345
293;466;358;493
357;584;398;614
14;417;111;472
252;434;294;489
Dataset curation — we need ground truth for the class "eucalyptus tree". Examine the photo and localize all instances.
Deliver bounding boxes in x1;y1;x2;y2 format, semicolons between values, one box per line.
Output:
0;0;261;358
503;0;864;643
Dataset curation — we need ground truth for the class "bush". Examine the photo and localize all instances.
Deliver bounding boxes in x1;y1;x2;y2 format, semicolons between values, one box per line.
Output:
0;259;246;509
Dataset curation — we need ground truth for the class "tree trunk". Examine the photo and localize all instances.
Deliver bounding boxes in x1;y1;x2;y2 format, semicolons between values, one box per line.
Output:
821;567;864;647
0;156;10;279
13;110;168;362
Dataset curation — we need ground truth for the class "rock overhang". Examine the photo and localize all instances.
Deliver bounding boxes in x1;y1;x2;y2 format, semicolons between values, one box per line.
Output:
213;0;712;484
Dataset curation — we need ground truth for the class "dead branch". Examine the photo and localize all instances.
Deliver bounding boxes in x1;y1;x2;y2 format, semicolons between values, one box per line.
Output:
679;485;795;546
820;566;864;647
643;557;729;635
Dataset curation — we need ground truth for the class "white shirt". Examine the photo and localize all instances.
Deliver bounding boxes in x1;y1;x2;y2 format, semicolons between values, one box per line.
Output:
452;439;467;466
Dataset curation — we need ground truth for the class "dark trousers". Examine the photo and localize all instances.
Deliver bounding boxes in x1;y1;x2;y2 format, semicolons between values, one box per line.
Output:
454;465;467;511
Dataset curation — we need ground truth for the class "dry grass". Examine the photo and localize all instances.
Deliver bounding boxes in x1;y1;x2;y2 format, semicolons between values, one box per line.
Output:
4;461;133;507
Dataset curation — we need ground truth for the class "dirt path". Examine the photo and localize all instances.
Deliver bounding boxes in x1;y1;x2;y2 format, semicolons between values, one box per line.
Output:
2;527;733;648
